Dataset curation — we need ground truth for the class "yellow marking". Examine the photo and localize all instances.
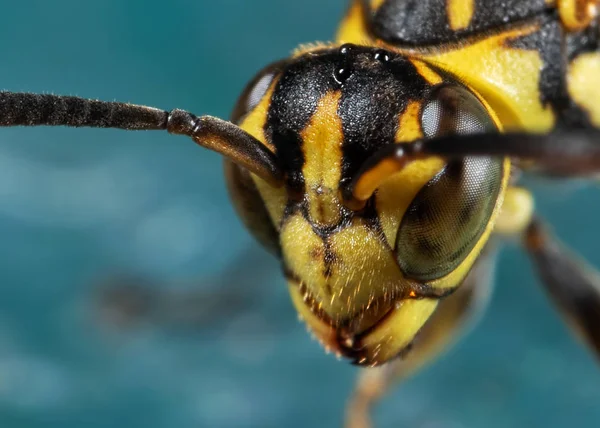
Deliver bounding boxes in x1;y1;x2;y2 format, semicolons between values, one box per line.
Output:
239;77;287;227
427;158;511;290
470;85;505;132
568;52;600;126
354;157;414;202
447;0;475;31
281;214;407;327
251;174;287;230
301;91;344;225
336;0;374;44
395;100;424;142
359;298;438;364
409;59;443;85
362;101;440;245
352;102;430;204
410;24;555;132
558;0;599;32
281;215;326;303
494;186;535;236
376;157;446;249
239;78;278;150
329;220;407;320
387;274;489;377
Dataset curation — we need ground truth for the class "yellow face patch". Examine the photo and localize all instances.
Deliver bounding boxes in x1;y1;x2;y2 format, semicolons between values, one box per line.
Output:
281;214;407;330
301;91;345;226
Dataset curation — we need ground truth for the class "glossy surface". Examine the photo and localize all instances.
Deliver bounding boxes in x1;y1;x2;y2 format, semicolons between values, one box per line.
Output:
0;1;599;427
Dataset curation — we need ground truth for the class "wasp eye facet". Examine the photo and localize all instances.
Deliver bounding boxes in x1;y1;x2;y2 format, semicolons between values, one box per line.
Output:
396;157;503;281
396;84;502;282
421;84;496;138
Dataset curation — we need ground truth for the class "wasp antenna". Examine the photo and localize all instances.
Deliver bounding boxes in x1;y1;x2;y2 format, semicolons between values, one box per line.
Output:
167;110;283;187
418;130;600;176
0;91;169;129
347;129;600;206
0;92;283;187
346;142;428;206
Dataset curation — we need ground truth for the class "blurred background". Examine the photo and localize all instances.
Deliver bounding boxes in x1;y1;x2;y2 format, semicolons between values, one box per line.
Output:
0;1;598;427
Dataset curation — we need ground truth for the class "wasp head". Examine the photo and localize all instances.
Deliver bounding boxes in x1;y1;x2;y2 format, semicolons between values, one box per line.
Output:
226;44;509;365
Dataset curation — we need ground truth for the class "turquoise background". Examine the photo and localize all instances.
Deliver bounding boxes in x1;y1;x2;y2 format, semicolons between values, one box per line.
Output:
0;1;598;427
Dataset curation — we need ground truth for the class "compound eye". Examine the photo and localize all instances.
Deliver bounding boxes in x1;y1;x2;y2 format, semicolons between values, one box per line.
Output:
396;84;502;282
230;59;287;124
421;84;496;138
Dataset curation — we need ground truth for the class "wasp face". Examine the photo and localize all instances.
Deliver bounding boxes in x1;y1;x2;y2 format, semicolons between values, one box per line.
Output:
229;44;509;365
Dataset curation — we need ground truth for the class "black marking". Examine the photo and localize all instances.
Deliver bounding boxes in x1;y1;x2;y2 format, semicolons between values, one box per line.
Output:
507;15;566;110
323;240;338;281
508;12;599;129
266;55;327;192
338;52;430;182
566;21;600;60
562;19;600;128
367;0;550;47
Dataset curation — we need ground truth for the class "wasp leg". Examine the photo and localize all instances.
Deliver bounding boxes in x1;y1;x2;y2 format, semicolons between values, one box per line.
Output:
495;185;600;360
524;218;600;356
344;245;497;428
494;186;536;236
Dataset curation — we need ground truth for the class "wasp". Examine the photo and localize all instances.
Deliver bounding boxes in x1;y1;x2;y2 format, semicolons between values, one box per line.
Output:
2;0;600;426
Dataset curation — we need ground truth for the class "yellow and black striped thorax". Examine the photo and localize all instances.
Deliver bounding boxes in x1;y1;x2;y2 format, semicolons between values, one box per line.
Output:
339;0;600;130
